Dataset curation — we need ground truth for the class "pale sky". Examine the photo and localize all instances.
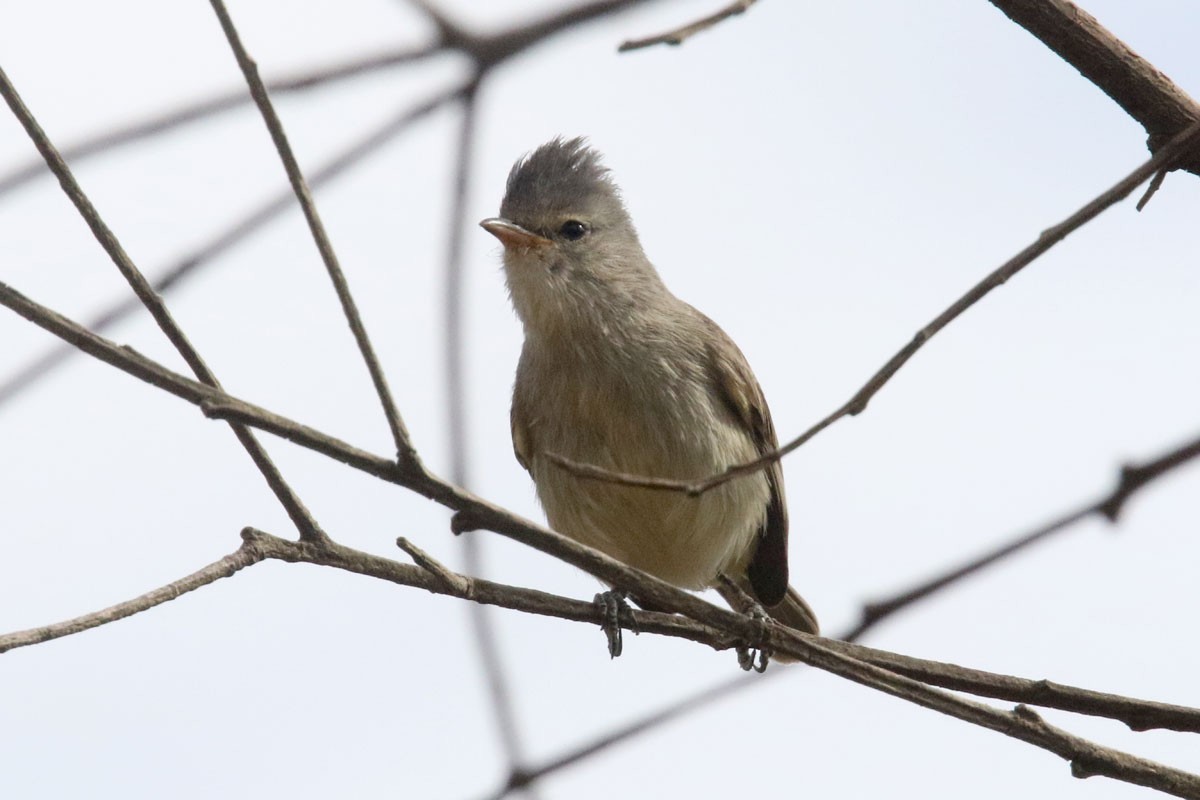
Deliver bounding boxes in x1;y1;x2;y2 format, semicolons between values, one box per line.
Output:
1;2;1198;798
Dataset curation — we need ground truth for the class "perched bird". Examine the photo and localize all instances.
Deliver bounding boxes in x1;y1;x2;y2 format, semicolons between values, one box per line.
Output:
481;138;817;657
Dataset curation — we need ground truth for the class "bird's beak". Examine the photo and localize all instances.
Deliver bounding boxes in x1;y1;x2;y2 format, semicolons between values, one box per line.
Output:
480;218;552;250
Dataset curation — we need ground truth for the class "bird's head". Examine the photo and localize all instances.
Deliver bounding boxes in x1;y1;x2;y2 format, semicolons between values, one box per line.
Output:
481;138;660;336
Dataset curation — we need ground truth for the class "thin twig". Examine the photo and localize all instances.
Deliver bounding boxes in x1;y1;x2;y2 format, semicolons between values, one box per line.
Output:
475;673;766;800
842;505;1088;642
439;81;537;781
0;542;264;653
397;537;471;595
0;86;463;408
1137;168;1168;210
619;0;756;52
0;44;439;198
444;84;479;490
209;0;415;461
0;64;326;544
844;430;1200;641
545;117;1200;495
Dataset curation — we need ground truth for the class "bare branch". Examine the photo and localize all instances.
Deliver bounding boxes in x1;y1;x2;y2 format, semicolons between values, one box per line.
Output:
247;527;1200;798
397;537;471;595
988;0;1200;174
209;0;416;461
0;64;326;544
444;85;480;490
0;44;438;198
544;116;1200;495
0;542;264;654
844;430;1200;641
619;0;756;52
433;81;537;784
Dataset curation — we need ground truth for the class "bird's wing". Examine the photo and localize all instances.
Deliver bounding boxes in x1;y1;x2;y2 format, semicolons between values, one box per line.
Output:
701;315;790;606
510;375;533;474
511;362;535;474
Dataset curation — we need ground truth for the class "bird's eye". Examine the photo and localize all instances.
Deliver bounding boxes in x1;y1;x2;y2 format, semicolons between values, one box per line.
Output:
559;220;588;241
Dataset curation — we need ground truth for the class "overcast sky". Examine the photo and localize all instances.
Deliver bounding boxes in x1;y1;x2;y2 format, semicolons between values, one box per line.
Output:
2;2;1199;798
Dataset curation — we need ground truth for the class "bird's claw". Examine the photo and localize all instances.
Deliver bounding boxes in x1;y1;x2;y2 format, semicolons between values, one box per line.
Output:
594;589;638;658
736;603;772;673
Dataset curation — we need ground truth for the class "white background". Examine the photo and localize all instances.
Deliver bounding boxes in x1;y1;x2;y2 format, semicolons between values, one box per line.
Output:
1;1;1198;798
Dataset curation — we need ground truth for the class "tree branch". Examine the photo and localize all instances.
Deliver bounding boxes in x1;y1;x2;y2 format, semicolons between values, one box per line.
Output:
209;0;416;462
0;44;439;198
619;0;756;52
0;543;264;654
843;429;1200;641
988;0;1200;174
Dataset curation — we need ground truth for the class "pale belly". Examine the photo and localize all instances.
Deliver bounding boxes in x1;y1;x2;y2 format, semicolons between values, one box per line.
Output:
530;419;768;591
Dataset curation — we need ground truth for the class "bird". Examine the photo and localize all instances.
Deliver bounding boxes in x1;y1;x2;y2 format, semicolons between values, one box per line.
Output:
480;138;817;660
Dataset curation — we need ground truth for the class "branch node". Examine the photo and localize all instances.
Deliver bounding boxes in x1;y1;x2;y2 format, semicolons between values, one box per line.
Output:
240;525;267;545
450;509;482;535
397;537;472;596
618;0;757;53
1100;463;1140;522
1012;703;1044;724
1136;168;1168;211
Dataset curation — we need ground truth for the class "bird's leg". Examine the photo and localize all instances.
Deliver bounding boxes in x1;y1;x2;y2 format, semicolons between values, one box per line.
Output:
593;589;638;658
717;574;773;673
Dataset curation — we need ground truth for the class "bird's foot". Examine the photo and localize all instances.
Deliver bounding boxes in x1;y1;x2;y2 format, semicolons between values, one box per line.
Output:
735;603;772;673
594;589;638;658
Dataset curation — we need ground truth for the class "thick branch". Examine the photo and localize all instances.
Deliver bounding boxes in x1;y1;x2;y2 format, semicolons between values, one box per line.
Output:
988;0;1200;173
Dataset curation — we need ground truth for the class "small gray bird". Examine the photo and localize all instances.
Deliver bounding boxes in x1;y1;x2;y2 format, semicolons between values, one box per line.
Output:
481;138;818;654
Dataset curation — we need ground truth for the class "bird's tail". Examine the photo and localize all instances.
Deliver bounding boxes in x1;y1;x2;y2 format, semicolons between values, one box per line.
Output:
718;577;819;636
768;586;819;636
